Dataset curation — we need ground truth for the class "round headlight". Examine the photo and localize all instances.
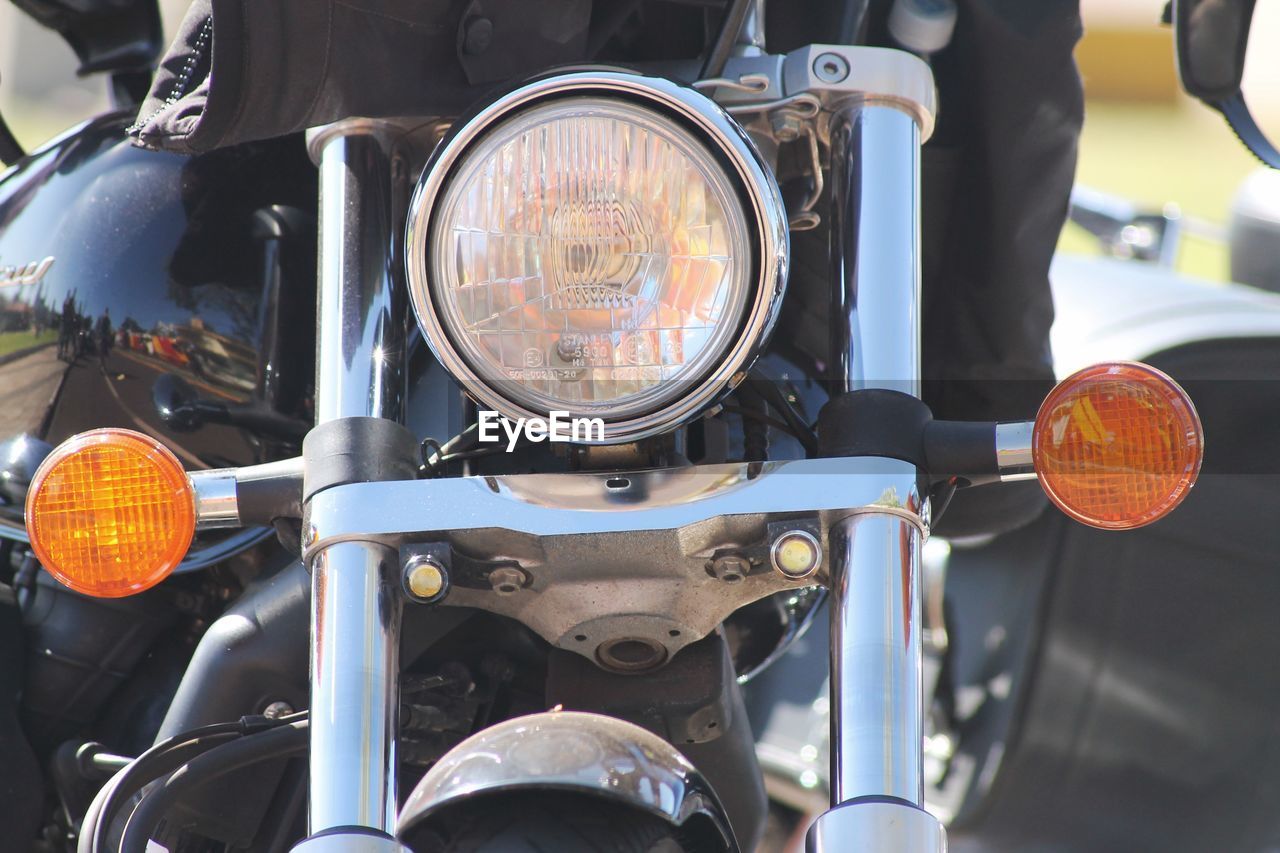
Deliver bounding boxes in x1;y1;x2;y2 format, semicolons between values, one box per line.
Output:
407;72;787;443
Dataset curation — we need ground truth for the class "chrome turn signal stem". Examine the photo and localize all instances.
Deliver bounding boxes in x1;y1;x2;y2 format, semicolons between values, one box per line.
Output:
995;420;1036;482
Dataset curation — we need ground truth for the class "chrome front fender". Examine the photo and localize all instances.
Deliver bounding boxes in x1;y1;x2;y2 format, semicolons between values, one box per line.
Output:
395;710;737;851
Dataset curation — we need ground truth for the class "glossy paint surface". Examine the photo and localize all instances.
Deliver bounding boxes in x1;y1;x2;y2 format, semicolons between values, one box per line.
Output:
0;113;317;537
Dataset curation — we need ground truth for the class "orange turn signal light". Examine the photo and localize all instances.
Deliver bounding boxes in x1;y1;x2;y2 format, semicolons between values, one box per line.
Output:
1033;362;1203;530
25;429;194;597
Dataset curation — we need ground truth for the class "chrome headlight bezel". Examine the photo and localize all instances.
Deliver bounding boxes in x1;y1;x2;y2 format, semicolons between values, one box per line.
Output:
405;70;788;443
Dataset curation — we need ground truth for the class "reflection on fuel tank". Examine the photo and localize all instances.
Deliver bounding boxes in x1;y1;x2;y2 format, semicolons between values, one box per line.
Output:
0;113;317;537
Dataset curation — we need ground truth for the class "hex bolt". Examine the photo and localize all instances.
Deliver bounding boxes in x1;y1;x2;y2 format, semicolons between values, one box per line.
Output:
813;51;851;84
489;566;527;596
709;554;750;583
262;701;294;720
404;555;448;603
770;111;803;143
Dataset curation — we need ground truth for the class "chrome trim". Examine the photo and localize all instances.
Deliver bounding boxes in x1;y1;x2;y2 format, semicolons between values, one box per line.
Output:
303;457;922;664
711;45;936;143
788;48;936;142
735;585;826;684
396;711;736;850
305;118;385;164
189;456;305;529
830;103;922;397
305;123;405;839
819;75;940;846
404;71;788;443
309;542;402;832
306;457;923;551
995;420;1036;482
807;801;946;853
735;0;767;56
291;835;409;853
0;256;54;289
0;433;50;515
313;127;405;424
828;513;924;805
826;93;926;806
190;469;239;529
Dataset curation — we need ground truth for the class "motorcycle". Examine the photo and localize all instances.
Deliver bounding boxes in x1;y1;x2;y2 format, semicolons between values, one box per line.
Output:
0;0;1249;850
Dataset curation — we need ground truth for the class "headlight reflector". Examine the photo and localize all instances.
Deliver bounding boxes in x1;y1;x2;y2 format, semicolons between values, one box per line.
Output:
408;72;787;442
431;98;752;421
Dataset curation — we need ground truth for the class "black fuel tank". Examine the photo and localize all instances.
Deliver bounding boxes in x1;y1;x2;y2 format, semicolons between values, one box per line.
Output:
0;112;317;537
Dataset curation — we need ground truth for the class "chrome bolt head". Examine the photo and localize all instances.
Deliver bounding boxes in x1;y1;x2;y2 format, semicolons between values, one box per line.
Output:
404;555;448;603
262;700;294;719
771;530;823;580
709;554;750;583
813;51;851;84
489;566;527;596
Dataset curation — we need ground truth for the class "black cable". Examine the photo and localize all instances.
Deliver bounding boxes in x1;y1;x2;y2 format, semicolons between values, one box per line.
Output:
442;446;508;463
745;369;819;456
82;714;307;853
422;418;534;476
717;404;793;435
700;0;752;79
119;721;309;853
84;729;242;853
931;477;958;525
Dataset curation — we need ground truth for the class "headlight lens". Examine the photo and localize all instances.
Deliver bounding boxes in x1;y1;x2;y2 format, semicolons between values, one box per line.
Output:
408;72;788;442
430;98;752;420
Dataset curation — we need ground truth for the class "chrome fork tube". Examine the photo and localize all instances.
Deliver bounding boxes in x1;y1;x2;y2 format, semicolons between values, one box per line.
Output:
314;126;405;424
830;103;921;397
828;512;923;805
809;100;944;851
310;542;402;832
305;123;405;838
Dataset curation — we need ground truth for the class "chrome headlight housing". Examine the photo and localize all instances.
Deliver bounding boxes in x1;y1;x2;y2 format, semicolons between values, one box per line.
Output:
406;71;788;443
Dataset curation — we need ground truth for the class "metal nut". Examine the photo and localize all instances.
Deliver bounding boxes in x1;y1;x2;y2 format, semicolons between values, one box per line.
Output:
813;51;851;84
489;566;527;595
709;554;750;583
770;111;803;143
404;555;448;603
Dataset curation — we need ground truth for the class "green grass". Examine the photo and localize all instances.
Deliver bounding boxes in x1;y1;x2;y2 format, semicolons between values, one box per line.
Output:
0;328;57;358
1061;98;1263;282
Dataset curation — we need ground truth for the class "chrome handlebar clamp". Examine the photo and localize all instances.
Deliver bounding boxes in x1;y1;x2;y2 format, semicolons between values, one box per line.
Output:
700;44;936;233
